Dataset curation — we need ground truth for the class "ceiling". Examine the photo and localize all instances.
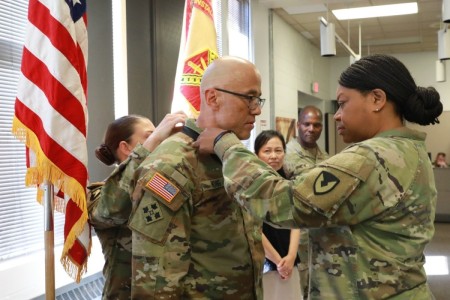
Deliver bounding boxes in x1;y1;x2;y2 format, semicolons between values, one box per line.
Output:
258;0;444;57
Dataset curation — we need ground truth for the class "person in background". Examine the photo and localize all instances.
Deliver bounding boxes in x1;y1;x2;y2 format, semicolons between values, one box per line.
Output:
286;105;328;165
284;105;328;297
108;56;265;299
195;54;443;299
87;113;186;300
254;130;301;300
433;152;448;168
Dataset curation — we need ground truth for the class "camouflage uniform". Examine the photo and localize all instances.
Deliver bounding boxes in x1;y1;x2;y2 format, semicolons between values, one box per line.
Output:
127;119;264;299
215;127;436;300
87;145;151;300
285;138;329;167
285;138;329;298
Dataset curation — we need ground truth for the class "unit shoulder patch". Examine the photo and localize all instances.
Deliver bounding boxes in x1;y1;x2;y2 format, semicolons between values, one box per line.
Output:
141;201;163;224
313;171;340;195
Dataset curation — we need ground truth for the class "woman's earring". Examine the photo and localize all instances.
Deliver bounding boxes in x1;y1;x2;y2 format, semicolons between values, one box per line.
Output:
374;108;380;112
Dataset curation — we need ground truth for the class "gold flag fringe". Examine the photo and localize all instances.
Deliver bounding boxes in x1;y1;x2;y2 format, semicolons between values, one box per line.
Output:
11;117;91;282
60;215;92;283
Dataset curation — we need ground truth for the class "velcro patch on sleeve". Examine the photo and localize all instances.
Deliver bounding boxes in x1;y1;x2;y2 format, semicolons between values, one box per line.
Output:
293;167;360;218
145;172;179;203
141;201;163;224
313;171;340;195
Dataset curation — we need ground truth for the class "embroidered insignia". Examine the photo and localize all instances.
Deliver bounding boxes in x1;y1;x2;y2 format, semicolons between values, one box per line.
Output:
142;202;163;224
313;171;340;195
145;173;179;203
180;50;219;111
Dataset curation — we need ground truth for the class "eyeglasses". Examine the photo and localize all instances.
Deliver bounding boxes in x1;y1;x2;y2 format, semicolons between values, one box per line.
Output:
215;88;265;110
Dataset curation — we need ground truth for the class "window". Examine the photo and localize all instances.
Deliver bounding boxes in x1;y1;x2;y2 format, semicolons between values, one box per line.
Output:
213;0;251;58
112;0;128;119
213;0;255;150
227;0;250;58
0;0;65;262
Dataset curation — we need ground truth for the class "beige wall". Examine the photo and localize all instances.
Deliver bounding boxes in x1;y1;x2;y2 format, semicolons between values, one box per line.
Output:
251;8;336;150
407;112;450;163
251;5;450;156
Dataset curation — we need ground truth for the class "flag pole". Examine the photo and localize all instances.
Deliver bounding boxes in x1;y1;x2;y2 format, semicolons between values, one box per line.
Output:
44;181;55;300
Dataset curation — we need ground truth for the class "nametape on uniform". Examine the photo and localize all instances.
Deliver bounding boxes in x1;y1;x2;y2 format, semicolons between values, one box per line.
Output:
145;172;179;203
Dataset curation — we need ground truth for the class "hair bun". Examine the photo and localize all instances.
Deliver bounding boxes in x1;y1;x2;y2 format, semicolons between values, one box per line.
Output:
95;144;116;166
403;86;443;125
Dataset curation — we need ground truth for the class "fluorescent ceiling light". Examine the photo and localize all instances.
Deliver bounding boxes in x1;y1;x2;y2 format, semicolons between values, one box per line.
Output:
362;36;422;46
332;2;418;20
284;4;327;15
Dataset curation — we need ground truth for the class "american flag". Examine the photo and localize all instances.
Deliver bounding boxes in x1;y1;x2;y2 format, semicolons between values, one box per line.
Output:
11;0;90;282
146;173;179;203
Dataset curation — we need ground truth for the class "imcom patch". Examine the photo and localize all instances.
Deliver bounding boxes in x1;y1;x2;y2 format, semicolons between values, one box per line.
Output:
314;171;340;195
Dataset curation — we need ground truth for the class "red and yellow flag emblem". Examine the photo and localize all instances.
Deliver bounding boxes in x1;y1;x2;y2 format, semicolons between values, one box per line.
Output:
171;0;219;118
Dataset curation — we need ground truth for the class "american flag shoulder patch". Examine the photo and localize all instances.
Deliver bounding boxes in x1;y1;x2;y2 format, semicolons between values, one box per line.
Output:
145;172;180;203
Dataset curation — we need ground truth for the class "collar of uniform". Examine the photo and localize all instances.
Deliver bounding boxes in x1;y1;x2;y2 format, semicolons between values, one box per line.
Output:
374;127;426;141
185;118;201;134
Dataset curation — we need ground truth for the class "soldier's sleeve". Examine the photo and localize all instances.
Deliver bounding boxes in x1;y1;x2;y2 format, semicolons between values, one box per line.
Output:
128;162;192;298
283;152;313;179
215;134;377;228
215;133;298;228
88;144;151;229
87;181;105;227
290;146;376;226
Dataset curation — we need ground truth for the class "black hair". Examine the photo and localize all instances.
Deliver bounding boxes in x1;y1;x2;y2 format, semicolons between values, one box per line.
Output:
95;114;147;166
254;130;286;154
338;54;442;125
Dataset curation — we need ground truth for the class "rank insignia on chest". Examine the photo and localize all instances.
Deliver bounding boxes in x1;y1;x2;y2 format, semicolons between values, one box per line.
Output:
145;172;179;203
313;171;340;195
142;201;163;224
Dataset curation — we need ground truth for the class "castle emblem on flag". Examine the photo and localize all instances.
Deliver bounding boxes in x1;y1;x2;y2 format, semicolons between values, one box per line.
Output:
145;173;180;203
180;50;219;111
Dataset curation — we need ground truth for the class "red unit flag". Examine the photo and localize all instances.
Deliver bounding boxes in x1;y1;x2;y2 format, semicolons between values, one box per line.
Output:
171;0;219;118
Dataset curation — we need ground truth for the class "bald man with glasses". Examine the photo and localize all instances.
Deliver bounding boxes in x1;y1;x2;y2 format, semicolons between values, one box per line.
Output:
122;56;266;299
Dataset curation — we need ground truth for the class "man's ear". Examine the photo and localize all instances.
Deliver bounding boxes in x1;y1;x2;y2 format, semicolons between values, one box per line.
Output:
204;88;220;111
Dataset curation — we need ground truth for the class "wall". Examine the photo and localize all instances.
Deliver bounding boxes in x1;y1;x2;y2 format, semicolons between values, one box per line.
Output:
328;52;450;109
86;0;115;182
268;12;335;150
251;3;272;133
252;6;450;156
408;112;450;162
127;0;184;124
87;0;184;182
126;0;153;119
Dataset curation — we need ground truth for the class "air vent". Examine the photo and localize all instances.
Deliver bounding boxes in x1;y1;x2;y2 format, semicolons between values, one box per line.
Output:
33;272;104;300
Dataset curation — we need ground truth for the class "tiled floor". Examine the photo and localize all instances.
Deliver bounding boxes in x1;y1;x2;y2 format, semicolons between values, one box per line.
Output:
425;222;450;300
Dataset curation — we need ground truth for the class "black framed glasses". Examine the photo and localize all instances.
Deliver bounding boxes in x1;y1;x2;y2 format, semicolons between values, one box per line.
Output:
215;88;265;110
